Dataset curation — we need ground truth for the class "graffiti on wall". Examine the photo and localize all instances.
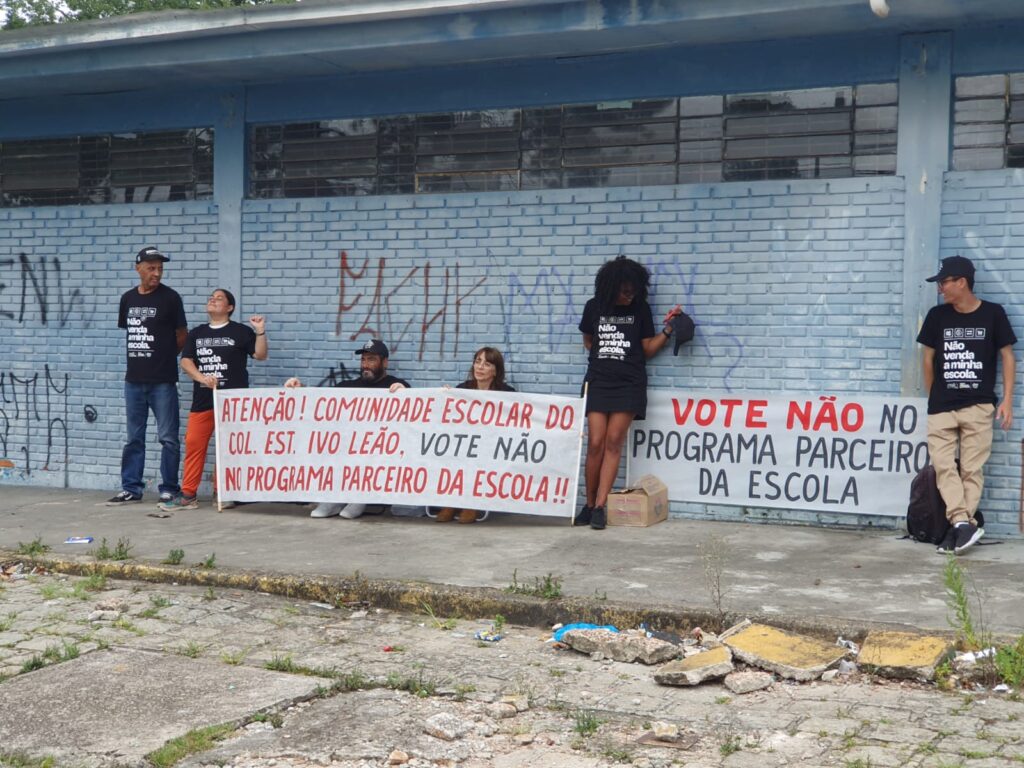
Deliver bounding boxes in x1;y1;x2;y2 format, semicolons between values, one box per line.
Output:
334;251;487;361
0;253;92;328
0;365;70;482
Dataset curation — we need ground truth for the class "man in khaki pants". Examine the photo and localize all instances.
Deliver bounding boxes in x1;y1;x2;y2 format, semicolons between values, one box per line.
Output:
917;255;1016;554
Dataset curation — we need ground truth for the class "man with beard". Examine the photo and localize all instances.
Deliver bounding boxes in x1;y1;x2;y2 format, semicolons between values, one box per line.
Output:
285;339;409;518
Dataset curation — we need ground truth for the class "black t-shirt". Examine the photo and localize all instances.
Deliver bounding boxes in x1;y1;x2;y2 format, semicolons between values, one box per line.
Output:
118;284;187;384
578;297;655;386
456;381;516;392
182;321;257;413
917;300;1016;414
336;374;410;389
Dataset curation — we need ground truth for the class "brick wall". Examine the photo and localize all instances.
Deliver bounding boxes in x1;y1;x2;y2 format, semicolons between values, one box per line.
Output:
940;169;1024;536
0;202;218;492
242;176;909;529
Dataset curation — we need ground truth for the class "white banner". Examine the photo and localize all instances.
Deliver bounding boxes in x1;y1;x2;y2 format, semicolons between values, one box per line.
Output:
213;387;585;517
628;391;929;516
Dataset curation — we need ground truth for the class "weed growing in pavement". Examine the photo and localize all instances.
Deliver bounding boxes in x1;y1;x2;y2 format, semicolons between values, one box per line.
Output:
995;635;1024;688
145;722;236;768
715;695;731;705
250;712;284;728
138;606;161;619
177;641;205;658
150;595;172;608
265;654;298;673
39;583;63;600
549;668;566;678
385;670;437;697
203;586;218;601
113;617;145;636
0;752;56;768
719;734;742;756
943;556;983;650
505;569;563;599
572;709;602;737
15;537;50;556
935;658;955;691
220;648;248;666
698;534;731;633
419;599;457;630
92;537;133;561
600;744;633;763
41;641;79;663
198;552;217;569
0;612;16;631
453;683;477;701
163;548;185;565
493;614;507;634
19;655;46;673
842;760;874;768
80;573;107;592
336;669;369;691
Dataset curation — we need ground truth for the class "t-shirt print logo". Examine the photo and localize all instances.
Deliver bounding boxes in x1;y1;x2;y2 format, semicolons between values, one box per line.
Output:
944;328;986;340
127;307;157;319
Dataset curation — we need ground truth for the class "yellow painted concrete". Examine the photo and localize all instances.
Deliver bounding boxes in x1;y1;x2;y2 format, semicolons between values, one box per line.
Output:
858;631;952;669
725;624;846;668
677;644;731;670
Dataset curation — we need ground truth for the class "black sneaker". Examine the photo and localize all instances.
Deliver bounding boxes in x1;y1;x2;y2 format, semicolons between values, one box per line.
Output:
106;490;142;506
573;505;593;527
590;505;606;530
953;522;984;555
935;527;956;554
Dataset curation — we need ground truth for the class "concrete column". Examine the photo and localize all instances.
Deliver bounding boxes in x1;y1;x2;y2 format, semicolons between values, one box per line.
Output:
897;32;952;396
213;87;246;314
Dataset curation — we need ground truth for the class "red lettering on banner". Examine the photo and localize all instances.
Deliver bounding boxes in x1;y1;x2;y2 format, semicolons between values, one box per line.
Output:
673;397;771;430
471;470;549;503
440;398;533;429
787;397;864;433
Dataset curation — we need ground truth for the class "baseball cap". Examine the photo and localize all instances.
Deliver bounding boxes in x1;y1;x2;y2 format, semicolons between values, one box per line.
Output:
355;339;389;358
926;255;974;283
135;246;169;264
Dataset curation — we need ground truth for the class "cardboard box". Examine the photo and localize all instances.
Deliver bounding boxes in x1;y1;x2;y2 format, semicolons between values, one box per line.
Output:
606;475;669;527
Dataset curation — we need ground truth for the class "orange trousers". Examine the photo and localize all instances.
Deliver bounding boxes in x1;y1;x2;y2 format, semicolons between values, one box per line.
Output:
181;409;216;498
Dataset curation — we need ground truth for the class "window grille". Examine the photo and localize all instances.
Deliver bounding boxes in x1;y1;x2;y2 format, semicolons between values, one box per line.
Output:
0;128;213;207
952;73;1024;171
249;82;897;198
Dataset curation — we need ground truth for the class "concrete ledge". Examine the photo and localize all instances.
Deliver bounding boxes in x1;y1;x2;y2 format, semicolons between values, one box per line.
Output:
0;550;978;644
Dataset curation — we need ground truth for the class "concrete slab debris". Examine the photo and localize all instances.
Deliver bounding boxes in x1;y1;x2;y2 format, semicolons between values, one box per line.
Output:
0;647;328;766
561;628;679;665
724;669;774;694
654;645;733;686
857;631;954;681
723;623;846;681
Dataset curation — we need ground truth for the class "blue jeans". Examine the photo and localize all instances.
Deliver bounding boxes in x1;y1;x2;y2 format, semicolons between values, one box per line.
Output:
121;382;181;497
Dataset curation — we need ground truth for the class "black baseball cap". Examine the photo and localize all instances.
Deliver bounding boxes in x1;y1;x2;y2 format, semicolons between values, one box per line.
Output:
135;246;169;264
926;255;974;283
356;339;389;358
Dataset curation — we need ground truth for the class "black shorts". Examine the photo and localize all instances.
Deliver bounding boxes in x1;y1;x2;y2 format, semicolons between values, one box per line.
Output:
582;378;647;419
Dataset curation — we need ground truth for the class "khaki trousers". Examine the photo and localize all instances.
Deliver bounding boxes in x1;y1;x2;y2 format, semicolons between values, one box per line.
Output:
926;403;995;526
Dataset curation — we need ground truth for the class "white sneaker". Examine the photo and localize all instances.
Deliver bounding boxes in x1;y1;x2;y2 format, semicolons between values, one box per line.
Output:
337;503;366;519
310;503;343;518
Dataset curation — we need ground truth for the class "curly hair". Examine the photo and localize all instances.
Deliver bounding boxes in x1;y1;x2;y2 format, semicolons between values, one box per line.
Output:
593;256;650;312
462;346;507;390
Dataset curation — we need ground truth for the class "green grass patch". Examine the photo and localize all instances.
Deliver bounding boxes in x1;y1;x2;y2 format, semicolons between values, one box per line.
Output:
146;722;236;768
163;548;185;565
92;537;134;561
505;569;563;599
572;709;601;737
15;537;50;556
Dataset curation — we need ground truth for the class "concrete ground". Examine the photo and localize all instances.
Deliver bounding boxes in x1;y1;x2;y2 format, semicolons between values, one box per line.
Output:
1;486;1022;637
1;573;1022;768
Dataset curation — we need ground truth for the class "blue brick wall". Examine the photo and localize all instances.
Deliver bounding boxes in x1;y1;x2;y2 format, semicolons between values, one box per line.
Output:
940;169;1024;536
242;177;908;528
0;202;218;493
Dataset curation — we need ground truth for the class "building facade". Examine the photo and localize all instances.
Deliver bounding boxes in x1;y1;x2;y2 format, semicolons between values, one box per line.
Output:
2;0;1023;534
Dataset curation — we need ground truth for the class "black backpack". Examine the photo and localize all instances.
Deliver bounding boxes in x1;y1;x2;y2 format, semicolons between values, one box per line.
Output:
906;464;984;544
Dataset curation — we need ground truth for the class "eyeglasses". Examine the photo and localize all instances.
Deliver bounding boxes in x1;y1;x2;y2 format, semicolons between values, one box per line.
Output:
938;277;961;287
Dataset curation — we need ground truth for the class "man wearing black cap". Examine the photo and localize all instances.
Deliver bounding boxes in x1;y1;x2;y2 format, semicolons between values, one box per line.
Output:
159;288;268;511
109;247;188;505
917;255;1016;554
284;338;409;518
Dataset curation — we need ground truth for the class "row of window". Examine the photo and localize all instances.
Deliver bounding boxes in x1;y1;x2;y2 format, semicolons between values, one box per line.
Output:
249;84;898;198
0;130;213;207
0;75;1021;206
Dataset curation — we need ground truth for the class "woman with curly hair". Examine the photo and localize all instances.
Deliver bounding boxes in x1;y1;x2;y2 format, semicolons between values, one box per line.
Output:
436;346;515;524
577;257;680;530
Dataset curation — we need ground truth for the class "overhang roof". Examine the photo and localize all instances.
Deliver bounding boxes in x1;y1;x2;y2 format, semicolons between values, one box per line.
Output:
0;0;1021;101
